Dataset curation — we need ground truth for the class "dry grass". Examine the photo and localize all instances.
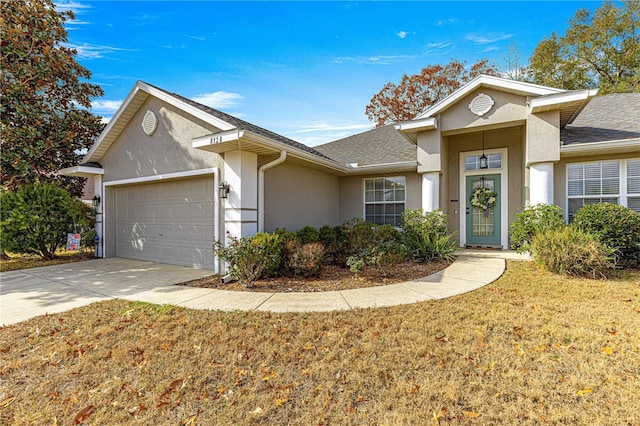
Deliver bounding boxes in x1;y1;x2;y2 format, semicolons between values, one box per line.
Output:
1;262;639;425
0;250;95;273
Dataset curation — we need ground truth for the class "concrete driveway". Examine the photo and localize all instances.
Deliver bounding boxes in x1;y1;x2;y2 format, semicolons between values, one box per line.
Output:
0;258;214;326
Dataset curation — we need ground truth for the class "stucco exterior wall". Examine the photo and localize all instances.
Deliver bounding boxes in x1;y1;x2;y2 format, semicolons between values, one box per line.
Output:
417;127;442;173
263;161;339;231
440;88;528;133
526;110;560;165
554;151;640;217
337;172;422;225
444;126;524;240
100;97;223;182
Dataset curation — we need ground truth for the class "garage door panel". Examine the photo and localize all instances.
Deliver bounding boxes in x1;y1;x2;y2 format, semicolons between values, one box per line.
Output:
114;176;215;268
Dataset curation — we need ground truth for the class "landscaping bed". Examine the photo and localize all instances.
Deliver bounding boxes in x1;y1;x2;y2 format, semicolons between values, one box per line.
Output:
179;259;451;292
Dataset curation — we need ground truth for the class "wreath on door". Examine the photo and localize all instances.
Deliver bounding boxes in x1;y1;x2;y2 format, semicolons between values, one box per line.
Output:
470;186;497;215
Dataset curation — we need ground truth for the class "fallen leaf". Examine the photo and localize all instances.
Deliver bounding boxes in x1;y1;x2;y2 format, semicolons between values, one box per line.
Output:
463;410;480;418
577;388;593;396
0;396;16;409
73;405;95;424
603;346;613;355
250;407;263;415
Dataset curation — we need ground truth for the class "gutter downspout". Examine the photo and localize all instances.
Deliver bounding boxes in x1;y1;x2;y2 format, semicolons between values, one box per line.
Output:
258;150;287;233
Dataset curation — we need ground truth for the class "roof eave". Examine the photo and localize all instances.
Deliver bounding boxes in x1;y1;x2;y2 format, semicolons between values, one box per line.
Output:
394;117;438;144
560;138;640;157
56;165;105;178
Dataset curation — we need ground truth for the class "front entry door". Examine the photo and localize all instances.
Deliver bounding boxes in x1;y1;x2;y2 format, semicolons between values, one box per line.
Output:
465;174;501;246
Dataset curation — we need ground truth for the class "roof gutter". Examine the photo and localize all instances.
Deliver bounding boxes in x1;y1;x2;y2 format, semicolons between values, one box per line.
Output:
258;150;287;232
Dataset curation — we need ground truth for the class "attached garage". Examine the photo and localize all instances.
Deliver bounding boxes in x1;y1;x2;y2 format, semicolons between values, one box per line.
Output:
112;175;215;269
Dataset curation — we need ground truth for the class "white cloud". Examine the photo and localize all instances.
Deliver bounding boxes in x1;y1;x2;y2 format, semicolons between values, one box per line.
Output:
397;31;407;39
332;54;418;65
436;18;457;26
188;35;207;41
423;42;454;56
64;43;134;59
465;33;513;45
293;121;372;135
482;46;501;53
191;91;243;109
55;1;91;13
91;100;123;114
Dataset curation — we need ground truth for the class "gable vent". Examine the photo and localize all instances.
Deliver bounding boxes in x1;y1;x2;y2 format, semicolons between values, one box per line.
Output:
142;110;158;136
469;93;495;117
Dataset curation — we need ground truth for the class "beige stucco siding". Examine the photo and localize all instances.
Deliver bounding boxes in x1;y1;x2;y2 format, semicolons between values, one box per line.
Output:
100;97;223;182
337;172;422;225
526;110;560;165
417;127;442;173
440;88;528;133
554;151;640;216
444;127;524;240
263;162;339;231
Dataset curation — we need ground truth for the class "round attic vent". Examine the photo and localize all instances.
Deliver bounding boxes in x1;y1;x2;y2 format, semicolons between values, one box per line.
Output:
468;93;495;117
142;110;158;136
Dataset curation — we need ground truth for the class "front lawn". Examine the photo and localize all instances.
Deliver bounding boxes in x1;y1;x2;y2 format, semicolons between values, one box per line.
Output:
1;262;639;424
0;250;95;273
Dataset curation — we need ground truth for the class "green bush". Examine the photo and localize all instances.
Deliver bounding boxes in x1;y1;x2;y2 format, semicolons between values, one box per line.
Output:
343;218;378;256
509;204;565;254
401;209;456;261
250;232;283;277
531;227;616;278
0;183;94;259
318;225;349;265
214;234;272;287
296;226;321;244
572;203;640;268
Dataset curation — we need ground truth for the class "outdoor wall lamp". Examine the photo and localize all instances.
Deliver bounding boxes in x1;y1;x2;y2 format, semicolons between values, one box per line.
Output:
479;131;489;169
218;182;230;199
92;195;101;208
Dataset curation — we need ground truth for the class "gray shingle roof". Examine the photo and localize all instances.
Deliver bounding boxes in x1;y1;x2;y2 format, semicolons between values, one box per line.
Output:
561;93;640;145
314;124;416;166
144;82;333;160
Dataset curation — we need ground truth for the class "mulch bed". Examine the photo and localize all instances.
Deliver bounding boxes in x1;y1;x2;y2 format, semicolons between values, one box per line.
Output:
178;259;451;292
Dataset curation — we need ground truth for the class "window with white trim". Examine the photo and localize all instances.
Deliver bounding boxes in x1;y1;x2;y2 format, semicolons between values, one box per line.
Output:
627;159;640;213
567;159;640;220
364;177;405;226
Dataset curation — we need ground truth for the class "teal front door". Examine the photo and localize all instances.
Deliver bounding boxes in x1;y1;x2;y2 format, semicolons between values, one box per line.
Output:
466;174;501;246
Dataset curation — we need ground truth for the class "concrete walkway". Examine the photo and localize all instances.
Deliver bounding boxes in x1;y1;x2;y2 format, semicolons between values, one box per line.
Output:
1;252;523;325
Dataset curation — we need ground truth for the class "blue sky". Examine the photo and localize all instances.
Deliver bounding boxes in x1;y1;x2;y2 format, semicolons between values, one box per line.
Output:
57;1;602;146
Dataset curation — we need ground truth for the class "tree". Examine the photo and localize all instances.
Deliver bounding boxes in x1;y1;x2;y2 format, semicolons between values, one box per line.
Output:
1;0;104;197
365;59;500;127
529;1;640;93
0;183;95;259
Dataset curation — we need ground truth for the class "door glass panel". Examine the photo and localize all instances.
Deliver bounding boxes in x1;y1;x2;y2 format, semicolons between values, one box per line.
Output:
471;178;496;237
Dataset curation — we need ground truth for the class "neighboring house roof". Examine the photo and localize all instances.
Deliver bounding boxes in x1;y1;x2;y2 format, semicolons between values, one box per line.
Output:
314;125;416;166
561;93;640;145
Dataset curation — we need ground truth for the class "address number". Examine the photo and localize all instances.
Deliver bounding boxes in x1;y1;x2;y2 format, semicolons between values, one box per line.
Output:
210;136;224;144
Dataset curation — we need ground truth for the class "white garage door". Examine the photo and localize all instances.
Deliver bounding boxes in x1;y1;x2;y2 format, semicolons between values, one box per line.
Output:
114;176;215;269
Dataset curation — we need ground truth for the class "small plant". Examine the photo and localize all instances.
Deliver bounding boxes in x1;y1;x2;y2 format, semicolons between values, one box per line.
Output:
213;234;270;287
509;204;565;254
0;183;95;259
296;226;321;244
287;241;325;278
401;209;456;261
250;232;283;277
531;227;616;278
346;255;364;274
572;203;640;268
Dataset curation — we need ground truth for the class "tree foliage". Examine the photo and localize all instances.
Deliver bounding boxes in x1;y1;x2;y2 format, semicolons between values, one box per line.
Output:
365;59;500;127
1;0;104;196
0;183;95;259
529;1;640;93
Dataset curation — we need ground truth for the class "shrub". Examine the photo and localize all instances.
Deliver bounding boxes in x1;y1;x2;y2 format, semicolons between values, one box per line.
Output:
250;232;283;277
343;218;378;256
0;183;94;259
214;234;273;287
401;209;456;261
531;227;616;278
286;241;325;278
318;225;349;265
572;203;640;268
509;204;565;254
296;226;321;244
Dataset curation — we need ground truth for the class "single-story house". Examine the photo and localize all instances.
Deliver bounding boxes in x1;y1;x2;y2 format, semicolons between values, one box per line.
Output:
59;75;640;272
